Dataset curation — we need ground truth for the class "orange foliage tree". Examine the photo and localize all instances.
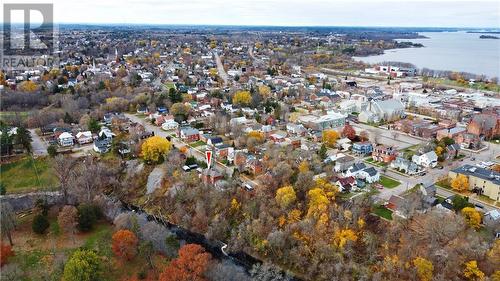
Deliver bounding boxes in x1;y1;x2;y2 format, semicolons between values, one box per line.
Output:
0;243;14;266
112;230;138;260
159;244;212;281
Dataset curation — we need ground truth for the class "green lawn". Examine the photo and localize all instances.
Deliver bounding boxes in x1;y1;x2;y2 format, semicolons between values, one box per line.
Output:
163;82;176;91
0;111;29;122
379;175;401;189
0;156;58;193
189;140;206;148
372;205;393;220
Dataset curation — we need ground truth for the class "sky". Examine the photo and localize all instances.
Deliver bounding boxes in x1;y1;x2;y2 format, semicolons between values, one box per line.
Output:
2;0;500;27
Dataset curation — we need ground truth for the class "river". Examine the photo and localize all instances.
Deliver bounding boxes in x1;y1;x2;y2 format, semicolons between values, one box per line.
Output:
353;31;500;78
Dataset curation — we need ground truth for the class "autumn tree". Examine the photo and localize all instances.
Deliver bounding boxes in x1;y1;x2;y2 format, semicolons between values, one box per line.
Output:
0;243;14;266
333;228;358;249
463;260;484;281
248;131;265;142
232;91;252;106
112;230;138;260
359;130;369;141
322;129;340;148
451;174;469;193
170;103;190;121
159;244;212;281
63;249;102;281
258;85;271;99
461;207;482;229
18;80;38;92
342;124;356;140
307;188;329;218
275;186;297;209
413;257;433;281
141;136;172;163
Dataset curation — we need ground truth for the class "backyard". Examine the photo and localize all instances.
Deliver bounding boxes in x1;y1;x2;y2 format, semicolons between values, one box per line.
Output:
379;175;401;189
0;156;58;194
372;205;393;220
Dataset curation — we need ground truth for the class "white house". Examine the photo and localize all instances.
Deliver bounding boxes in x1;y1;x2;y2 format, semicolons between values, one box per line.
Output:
344;163;380;183
75;131;93;144
162;120;179;131
412;151;438;168
99;127;115;139
58;132;74;147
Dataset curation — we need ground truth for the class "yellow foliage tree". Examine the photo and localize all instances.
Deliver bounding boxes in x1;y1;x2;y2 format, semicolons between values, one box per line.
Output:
451;174;469;193
248;131;265;142
463;260;484;281
314;178;338;200
141;136;172;163
18;80;38;92
307;188;329;218
298;161;309;173
322;129;340;148
288;209;302;223
275;186;297;209
232;91;252;106
413;257;434;281
333;228;358;249
435;146;444;157
461;207;482;229
258;85;271;99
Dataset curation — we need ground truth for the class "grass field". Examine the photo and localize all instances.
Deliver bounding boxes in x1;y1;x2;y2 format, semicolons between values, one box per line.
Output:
0;111;29;122
372;205;393;220
0;156;58;193
379;175;401;189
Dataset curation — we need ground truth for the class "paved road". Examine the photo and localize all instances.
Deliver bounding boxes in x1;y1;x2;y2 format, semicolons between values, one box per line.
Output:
214;51;229;86
29;129;48;157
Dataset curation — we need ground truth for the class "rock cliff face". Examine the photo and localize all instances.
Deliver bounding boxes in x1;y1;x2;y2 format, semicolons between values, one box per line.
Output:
0;191;63;212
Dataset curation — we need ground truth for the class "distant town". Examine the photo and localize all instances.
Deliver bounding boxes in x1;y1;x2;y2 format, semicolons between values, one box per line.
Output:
1;25;499;281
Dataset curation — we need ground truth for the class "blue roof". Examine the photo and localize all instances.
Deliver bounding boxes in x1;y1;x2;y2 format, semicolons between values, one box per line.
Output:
452;164;500;185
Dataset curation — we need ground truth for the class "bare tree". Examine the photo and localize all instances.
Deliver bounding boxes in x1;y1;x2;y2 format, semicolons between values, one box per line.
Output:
53;155;77;204
57;205;78;243
0;201;16;245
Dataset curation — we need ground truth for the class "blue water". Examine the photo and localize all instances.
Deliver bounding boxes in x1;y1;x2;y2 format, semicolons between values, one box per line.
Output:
354;31;500;78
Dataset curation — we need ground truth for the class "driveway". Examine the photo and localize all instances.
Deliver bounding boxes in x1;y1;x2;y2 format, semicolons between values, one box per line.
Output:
29;129;48;157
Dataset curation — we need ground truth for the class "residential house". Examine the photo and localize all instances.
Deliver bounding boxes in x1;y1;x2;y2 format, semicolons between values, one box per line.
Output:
483;209;500;229
75;131;93;144
58;132;74;147
179;127;200;142
201;169;224;185
386;195;408;218
449;165;500;201
161;120;179;131
336;138;352;151
357;167;380;183
390;157;421;175
93;138;111;154
334;155;356;172
99;127;115;139
372;145;397;163
344;163;380;183
456;133;481;149
446;144;461;160
207;136;223;147
286;123;307;136
412;151;438;168
336;176;356;192
352;142;373;156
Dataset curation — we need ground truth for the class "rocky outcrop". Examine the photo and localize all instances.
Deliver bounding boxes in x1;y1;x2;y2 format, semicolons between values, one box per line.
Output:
0;191;63;212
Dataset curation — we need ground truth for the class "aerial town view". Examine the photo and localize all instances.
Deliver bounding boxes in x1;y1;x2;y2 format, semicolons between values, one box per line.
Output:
0;0;499;280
